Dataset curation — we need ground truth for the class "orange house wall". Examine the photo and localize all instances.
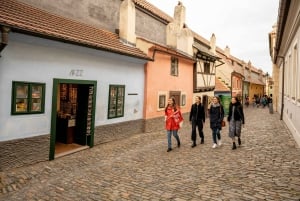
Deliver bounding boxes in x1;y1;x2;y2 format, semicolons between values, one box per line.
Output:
144;51;194;119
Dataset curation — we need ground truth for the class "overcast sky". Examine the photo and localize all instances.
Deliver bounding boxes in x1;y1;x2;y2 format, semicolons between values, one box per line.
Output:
146;0;279;74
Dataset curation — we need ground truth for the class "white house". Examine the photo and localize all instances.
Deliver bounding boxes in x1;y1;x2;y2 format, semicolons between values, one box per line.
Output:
0;0;150;170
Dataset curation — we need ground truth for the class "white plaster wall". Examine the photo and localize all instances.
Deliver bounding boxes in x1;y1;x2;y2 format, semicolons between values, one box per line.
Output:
0;33;146;141
278;24;300;148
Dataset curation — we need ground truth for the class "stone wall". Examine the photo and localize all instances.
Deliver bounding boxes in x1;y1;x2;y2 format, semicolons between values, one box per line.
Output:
18;0;121;32
94;119;145;145
0;134;50;171
135;9;167;45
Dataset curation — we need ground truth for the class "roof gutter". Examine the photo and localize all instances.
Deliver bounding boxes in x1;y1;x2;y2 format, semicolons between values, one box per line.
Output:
0;26;10;55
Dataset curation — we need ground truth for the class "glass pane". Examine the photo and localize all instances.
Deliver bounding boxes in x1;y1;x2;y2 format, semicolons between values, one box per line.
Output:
118;87;124;96
16;85;28;98
32;85;42;98
159;95;165;108
31;98;41;112
16;98;28;112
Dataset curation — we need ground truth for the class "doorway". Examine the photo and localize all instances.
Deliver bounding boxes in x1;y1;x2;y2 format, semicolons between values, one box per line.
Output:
49;79;97;160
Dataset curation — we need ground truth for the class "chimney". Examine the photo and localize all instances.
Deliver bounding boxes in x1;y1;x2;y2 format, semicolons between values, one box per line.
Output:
119;0;136;44
174;1;185;29
224;45;230;57
210;33;216;55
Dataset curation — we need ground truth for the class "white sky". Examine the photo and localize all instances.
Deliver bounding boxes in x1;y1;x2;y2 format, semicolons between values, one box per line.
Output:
146;0;279;74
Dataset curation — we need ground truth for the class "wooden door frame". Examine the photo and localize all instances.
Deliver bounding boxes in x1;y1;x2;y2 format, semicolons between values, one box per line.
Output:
49;78;97;160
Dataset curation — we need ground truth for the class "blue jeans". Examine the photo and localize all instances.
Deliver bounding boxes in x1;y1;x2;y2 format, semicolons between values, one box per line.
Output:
212;128;221;144
167;130;180;149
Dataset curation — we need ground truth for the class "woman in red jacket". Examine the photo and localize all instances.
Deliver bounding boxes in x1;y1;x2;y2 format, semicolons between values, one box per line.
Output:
165;97;182;152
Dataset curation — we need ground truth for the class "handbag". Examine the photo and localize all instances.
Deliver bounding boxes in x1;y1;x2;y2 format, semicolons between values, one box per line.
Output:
219;106;225;127
221;120;226;127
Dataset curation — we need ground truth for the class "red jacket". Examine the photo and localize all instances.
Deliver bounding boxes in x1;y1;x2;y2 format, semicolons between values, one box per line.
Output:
165;106;183;130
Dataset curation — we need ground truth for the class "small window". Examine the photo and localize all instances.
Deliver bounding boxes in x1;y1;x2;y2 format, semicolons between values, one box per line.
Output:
12;81;45;115
171;57;179;76
181;94;186;107
204;62;210;74
159;94;166;109
108;85;125;119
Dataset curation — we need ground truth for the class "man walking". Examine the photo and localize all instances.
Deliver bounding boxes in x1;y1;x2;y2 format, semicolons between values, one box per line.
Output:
189;96;206;147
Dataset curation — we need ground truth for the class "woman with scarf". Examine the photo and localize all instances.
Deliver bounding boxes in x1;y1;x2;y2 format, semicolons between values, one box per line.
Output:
165;97;182;152
209;96;224;148
227;97;245;150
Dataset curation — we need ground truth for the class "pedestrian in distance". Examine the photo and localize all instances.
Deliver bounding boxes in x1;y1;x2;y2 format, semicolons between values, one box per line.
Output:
164;97;182;152
208;96;224;149
227;96;245;150
189;96;206;147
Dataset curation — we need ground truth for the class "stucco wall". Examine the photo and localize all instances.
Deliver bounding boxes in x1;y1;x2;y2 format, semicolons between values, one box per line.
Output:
18;0;121;32
135;9;167;44
144;51;193;119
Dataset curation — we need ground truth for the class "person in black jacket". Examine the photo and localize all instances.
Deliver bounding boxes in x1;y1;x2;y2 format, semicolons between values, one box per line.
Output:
209;96;224;148
189;96;206;147
227;97;245;150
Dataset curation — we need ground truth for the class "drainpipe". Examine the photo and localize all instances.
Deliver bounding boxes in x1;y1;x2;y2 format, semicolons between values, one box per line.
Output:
277;55;285;120
0;26;10;54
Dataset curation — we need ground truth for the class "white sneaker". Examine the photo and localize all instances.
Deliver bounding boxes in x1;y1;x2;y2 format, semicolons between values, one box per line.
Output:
218;140;222;146
212;143;217;148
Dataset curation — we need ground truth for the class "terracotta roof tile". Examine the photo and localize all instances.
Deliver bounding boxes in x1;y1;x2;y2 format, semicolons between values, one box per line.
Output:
0;0;150;60
215;78;230;92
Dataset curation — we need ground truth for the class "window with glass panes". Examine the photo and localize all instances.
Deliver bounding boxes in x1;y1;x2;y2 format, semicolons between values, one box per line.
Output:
108;85;125;118
12;81;45;114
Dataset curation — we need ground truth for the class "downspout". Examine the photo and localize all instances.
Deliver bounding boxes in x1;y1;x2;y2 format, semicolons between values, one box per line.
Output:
0;26;10;55
277;55;285;120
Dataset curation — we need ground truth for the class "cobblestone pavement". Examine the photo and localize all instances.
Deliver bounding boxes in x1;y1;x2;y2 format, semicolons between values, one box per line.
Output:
1;107;300;201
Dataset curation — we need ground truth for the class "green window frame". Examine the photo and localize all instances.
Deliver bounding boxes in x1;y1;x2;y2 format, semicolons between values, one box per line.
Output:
12;81;45;115
108;85;125;119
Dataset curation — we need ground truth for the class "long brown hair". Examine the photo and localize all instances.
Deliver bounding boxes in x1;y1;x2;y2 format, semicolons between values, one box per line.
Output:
165;97;177;112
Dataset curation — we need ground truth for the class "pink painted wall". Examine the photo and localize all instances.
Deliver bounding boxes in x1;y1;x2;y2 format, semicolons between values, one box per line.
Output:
144;50;194;119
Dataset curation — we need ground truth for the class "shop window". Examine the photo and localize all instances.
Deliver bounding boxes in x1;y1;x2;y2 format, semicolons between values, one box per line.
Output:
12;81;45;115
108;85;125;119
171;57;179;76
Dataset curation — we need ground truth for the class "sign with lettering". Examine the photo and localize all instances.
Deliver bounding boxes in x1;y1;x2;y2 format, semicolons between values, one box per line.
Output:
69;69;83;77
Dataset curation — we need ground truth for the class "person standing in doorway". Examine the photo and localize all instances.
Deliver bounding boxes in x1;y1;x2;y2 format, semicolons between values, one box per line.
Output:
189;96;205;147
209;96;224;148
227;97;245;150
165;97;182;152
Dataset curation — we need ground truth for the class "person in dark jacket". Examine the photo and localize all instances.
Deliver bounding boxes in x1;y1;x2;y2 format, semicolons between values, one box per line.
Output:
189;96;205;147
209;96;224;148
227;97;245;150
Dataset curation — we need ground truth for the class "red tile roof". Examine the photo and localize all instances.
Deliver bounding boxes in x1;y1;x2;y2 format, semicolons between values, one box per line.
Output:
0;0;150;60
215;78;230;92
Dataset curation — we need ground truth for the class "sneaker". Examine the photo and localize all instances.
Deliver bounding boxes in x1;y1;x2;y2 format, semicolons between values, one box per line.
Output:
218;140;222;146
167;148;172;152
212;143;217;149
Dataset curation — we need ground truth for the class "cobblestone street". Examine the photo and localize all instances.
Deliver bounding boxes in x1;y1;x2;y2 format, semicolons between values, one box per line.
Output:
1;107;300;201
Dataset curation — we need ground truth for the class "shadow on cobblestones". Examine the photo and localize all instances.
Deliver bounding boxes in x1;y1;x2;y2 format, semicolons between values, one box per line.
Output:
1;107;300;200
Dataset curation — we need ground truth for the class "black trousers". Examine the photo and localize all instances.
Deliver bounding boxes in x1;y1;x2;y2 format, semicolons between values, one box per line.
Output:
191;120;204;142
